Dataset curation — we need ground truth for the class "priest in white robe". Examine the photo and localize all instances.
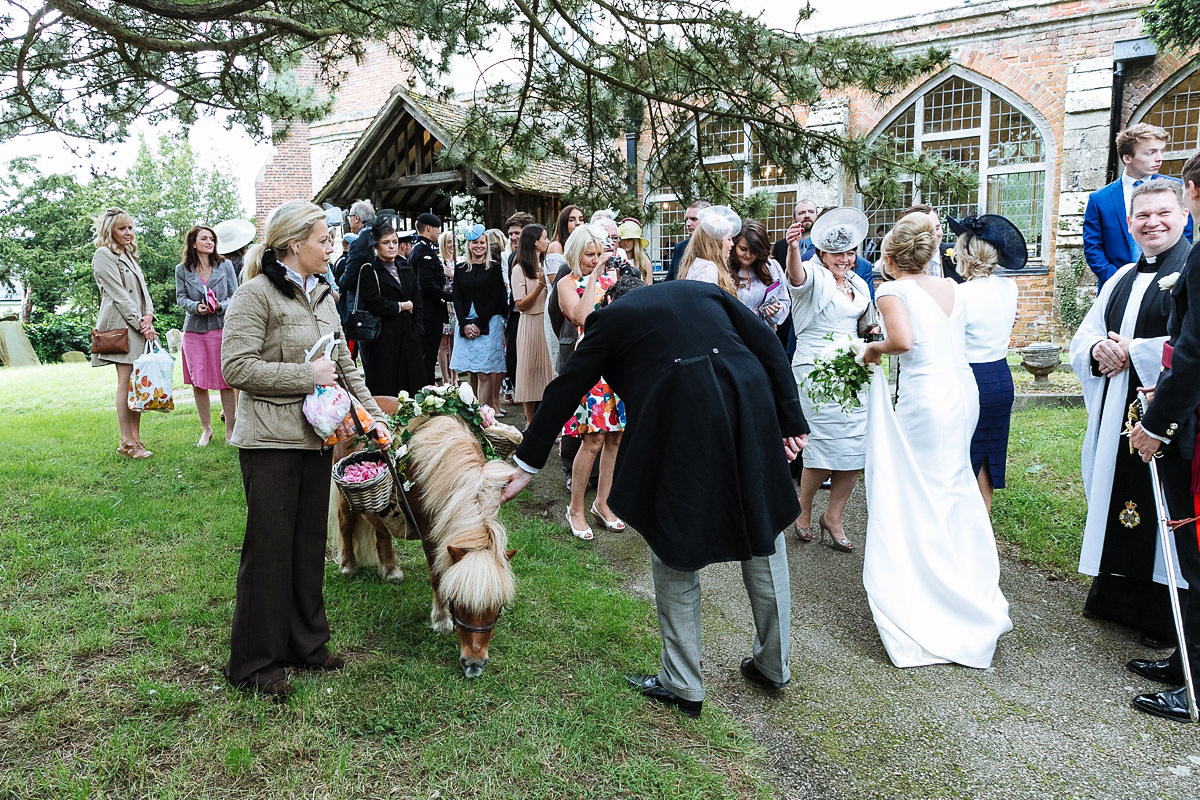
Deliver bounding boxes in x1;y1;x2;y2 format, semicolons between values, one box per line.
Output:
1069;180;1192;646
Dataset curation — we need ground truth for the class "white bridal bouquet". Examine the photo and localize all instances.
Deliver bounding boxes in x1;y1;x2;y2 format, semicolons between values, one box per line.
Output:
804;333;871;412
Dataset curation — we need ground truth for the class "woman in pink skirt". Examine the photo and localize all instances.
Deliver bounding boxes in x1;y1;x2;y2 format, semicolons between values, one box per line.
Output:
176;225;239;445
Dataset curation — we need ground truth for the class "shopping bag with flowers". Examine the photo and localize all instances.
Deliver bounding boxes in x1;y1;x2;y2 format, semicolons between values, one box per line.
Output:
127;340;175;412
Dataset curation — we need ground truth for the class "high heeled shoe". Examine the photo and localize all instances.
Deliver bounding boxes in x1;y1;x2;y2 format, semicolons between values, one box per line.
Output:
591;501;626;532
565;509;593;541
794;524;814;543
819;514;853;552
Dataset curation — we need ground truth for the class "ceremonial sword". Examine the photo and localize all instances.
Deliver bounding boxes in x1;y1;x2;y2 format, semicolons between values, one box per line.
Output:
1129;396;1199;722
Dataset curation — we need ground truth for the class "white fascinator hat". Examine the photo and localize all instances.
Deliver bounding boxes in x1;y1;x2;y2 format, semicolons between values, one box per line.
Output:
697;205;742;239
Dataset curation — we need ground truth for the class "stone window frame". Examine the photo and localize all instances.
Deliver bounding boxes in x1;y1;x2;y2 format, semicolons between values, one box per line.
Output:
860;66;1055;269
644;119;803;271
1132;62;1200;179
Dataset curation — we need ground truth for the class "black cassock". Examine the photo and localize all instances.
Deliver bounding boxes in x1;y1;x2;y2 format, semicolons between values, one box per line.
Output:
1087;237;1192;639
516;281;808;572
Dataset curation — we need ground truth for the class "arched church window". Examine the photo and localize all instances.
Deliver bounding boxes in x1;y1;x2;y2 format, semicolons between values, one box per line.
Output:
1139;70;1200;178
869;75;1048;260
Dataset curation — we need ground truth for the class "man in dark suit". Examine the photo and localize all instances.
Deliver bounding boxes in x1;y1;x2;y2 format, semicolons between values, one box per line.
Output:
771;199;817;266
501;278;809;718
1084;123;1192;287
410;212;453;386
665;200;711;280
1129;150;1200;723
336;199;378;305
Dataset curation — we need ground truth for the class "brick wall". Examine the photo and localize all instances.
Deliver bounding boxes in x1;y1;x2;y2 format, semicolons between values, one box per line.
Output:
822;0;1199;344
255;39;414;222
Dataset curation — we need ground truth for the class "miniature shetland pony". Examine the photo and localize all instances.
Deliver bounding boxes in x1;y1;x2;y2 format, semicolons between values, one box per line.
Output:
333;411;516;678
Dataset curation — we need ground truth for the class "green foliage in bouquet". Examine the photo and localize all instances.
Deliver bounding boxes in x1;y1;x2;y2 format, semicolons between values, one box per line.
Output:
804;336;871;412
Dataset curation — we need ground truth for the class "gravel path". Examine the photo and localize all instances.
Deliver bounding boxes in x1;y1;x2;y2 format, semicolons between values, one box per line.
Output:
517;462;1199;800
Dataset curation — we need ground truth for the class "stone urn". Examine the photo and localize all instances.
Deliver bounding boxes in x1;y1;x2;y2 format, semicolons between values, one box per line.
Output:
1020;342;1061;387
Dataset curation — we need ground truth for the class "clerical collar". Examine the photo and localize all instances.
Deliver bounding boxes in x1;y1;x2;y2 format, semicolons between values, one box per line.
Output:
1137;253;1159;272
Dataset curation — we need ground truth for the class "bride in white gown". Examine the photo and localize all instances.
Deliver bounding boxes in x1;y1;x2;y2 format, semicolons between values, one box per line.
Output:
861;212;1012;669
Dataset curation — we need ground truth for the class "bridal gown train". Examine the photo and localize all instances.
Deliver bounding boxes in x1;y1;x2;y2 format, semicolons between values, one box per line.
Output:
863;280;1012;668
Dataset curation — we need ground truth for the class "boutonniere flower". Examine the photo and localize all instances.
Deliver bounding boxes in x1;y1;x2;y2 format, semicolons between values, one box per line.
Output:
945;248;955;261
1159;272;1181;291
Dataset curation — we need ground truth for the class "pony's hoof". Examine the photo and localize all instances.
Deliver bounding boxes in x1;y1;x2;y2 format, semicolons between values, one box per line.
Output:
431;616;454;633
383;566;405;583
461;657;487;678
340;563;359;578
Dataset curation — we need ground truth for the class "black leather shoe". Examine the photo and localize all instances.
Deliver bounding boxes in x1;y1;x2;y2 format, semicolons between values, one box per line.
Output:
1128;657;1184;685
624;674;702;718
740;657;789;690
1132;686;1195;723
298;652;345;672
1142;633;1176;649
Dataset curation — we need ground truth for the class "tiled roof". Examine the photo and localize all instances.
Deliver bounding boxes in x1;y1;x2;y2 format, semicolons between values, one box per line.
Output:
316;86;579;200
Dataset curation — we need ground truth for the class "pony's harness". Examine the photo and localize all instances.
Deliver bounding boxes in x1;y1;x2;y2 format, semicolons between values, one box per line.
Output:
447;600;500;634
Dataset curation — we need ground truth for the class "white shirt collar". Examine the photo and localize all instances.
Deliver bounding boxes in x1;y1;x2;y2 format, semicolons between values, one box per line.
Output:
282;264;321;296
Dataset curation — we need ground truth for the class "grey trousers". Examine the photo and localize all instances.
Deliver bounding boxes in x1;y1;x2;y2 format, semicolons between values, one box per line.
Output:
651;532;791;701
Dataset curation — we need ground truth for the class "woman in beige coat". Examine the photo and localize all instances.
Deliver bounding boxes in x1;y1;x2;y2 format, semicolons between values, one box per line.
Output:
220;200;390;699
91;207;157;459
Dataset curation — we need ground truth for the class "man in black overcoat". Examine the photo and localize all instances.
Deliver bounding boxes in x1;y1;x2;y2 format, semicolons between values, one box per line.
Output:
410;212;453;386
501;278;809;718
1129;151;1200;722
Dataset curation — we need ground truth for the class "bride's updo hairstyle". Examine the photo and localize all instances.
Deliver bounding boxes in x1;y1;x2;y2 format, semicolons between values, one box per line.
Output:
881;212;937;277
955;234;1000;281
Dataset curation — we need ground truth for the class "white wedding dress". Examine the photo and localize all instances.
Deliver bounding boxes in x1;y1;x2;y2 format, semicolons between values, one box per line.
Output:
863;280;1013;668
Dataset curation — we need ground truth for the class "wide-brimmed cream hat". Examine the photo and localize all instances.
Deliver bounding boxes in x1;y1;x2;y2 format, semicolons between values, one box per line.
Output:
810;208;868;254
214;219;256;254
617;220;649;249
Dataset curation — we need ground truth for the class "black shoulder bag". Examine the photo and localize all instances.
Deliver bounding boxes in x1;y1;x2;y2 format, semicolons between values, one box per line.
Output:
345;264;382;342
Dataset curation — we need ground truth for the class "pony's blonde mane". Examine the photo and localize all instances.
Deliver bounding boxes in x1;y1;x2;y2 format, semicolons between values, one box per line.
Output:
406;415;516;612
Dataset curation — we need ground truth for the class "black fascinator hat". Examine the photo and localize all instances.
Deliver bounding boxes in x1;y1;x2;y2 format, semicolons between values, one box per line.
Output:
946;214;1028;271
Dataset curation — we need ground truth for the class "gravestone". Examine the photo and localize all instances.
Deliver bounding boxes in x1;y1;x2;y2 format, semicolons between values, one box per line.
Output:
61;350;87;363
165;328;183;354
0;321;39;367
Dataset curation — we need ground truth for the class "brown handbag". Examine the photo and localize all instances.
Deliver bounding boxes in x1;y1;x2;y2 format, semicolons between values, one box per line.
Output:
90;328;130;355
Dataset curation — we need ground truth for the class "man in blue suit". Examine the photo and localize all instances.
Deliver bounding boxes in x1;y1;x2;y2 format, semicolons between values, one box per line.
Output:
1083;123;1192;286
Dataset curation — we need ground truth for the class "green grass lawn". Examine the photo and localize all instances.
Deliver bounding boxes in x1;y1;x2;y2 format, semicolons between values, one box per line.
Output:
0;363;774;799
0;361;1091;798
992;405;1088;576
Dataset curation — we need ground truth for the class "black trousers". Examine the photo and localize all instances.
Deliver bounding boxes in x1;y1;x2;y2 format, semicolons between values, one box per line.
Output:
422;319;444;386
225;448;333;687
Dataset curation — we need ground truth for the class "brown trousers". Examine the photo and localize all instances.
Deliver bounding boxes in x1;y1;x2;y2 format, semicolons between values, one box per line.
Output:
224;448;333;688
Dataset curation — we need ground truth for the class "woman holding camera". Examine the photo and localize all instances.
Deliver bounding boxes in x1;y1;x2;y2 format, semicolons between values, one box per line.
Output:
556;223;626;540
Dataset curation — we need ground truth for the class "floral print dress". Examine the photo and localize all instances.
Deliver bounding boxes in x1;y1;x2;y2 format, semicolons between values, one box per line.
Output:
562;271;627;436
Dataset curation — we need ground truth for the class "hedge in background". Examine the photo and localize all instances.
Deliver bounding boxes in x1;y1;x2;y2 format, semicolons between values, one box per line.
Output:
23;316;91;363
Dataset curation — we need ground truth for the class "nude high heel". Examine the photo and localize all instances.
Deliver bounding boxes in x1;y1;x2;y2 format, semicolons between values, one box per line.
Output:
819;514;853;552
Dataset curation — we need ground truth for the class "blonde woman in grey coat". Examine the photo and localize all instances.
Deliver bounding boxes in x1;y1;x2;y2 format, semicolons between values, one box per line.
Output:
91;207;157;459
